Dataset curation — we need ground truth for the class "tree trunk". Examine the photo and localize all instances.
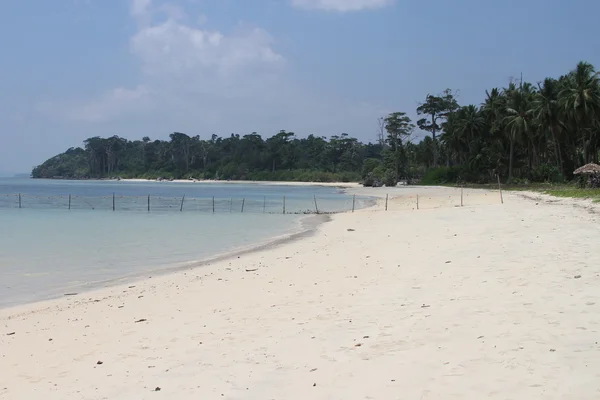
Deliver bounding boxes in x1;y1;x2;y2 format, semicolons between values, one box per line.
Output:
509;138;514;180
550;124;563;177
432;115;438;167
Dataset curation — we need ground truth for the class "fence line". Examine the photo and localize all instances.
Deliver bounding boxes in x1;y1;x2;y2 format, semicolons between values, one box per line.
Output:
0;193;359;215
0;187;504;214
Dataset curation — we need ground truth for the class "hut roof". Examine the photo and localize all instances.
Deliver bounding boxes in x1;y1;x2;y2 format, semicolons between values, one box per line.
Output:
573;163;600;175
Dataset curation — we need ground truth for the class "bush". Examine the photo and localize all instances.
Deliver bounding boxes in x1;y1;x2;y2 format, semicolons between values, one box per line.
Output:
506;177;530;185
383;169;397;187
361;158;382;178
529;164;563;183
244;169;361;183
363;172;382;187
420;167;462;185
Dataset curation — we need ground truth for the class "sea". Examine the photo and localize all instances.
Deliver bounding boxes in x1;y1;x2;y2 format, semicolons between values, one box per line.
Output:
0;178;370;308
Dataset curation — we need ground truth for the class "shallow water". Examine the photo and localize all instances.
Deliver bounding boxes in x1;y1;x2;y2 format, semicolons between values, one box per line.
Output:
0;179;369;307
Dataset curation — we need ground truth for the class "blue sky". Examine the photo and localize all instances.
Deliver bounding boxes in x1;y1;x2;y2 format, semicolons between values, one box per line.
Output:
1;0;599;175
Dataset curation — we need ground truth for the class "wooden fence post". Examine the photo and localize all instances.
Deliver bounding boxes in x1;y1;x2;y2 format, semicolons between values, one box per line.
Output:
112;193;115;211
147;195;150;212
385;194;388;211
212;196;215;213
314;195;319;214
69;194;71;210
230;198;233;212
241;198;245;213
497;175;504;204
283;196;286;214
180;195;185;212
18;193;22;209
352;194;356;213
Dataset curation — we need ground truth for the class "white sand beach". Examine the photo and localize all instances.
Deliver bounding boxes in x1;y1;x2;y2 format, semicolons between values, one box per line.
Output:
1;186;600;399
121;178;362;188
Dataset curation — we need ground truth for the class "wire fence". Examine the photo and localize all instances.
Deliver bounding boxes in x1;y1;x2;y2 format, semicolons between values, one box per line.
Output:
0;193;368;214
0;187;505;214
370;187;505;211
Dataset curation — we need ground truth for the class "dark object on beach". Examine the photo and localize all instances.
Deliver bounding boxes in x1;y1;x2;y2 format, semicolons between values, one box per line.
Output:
154;387;161;391
421;304;430;308
96;361;103;365
574;163;600;188
354;343;362;347
445;261;451;264
6;332;15;336
363;173;382;187
574;275;582;279
245;268;258;272
135;318;147;323
64;293;78;296
347;228;355;232
313;383;316;387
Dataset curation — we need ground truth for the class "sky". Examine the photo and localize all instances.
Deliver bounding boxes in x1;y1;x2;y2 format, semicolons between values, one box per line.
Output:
1;0;600;175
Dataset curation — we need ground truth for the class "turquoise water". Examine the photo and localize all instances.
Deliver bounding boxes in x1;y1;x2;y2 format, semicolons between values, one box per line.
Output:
0;179;368;307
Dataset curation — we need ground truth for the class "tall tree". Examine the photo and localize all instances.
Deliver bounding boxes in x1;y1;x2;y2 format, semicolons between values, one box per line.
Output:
559;61;600;163
384;112;415;180
504;84;534;180
534;78;564;176
416;89;459;166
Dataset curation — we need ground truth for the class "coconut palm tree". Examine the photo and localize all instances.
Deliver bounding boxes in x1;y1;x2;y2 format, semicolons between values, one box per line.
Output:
504;86;535;180
457;105;486;157
559;61;600;163
440;110;465;164
481;88;505;135
534;78;564;176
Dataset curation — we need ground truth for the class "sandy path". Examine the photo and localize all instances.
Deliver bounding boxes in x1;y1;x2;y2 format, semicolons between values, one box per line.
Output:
1;187;600;399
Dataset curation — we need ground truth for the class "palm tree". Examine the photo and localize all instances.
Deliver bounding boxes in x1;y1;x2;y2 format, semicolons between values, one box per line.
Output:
559;61;600;163
441;110;464;164
454;105;484;163
481;88;505;135
534;78;563;176
504;87;534;180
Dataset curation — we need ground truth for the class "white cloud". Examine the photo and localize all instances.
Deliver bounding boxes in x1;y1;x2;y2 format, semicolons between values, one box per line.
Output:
49;0;385;142
130;19;283;78
291;0;393;12
61;0;283;123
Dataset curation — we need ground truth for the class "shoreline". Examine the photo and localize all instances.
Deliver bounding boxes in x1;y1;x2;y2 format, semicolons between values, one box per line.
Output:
0;212;330;311
3;187;600;398
29;177;363;189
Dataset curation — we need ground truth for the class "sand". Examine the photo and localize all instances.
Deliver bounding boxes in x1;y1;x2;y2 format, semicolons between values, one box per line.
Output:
120;178;362;188
1;186;600;399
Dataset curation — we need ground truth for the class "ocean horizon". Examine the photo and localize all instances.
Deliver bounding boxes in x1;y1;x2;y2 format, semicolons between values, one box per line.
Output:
0;178;370;307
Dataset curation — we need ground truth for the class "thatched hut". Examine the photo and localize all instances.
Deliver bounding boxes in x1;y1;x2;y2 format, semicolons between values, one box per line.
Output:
573;163;600;175
573;163;600;187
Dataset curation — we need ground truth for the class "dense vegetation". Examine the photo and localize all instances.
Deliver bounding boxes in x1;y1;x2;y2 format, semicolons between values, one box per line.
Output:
33;61;600;185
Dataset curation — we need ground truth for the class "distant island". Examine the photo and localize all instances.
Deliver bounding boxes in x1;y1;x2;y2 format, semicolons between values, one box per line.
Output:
33;61;600;185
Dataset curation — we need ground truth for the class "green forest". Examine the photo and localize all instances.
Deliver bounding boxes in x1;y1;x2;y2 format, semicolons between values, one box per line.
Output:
32;61;600;185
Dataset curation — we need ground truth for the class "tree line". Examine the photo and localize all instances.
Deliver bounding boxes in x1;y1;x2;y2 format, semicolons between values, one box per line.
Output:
33;60;600;185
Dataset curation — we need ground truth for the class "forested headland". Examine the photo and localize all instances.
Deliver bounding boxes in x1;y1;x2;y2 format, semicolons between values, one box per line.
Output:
33;61;600;185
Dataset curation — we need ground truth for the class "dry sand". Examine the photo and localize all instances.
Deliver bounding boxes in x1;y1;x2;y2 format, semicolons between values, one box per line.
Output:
121;178;361;188
1;186;600;399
